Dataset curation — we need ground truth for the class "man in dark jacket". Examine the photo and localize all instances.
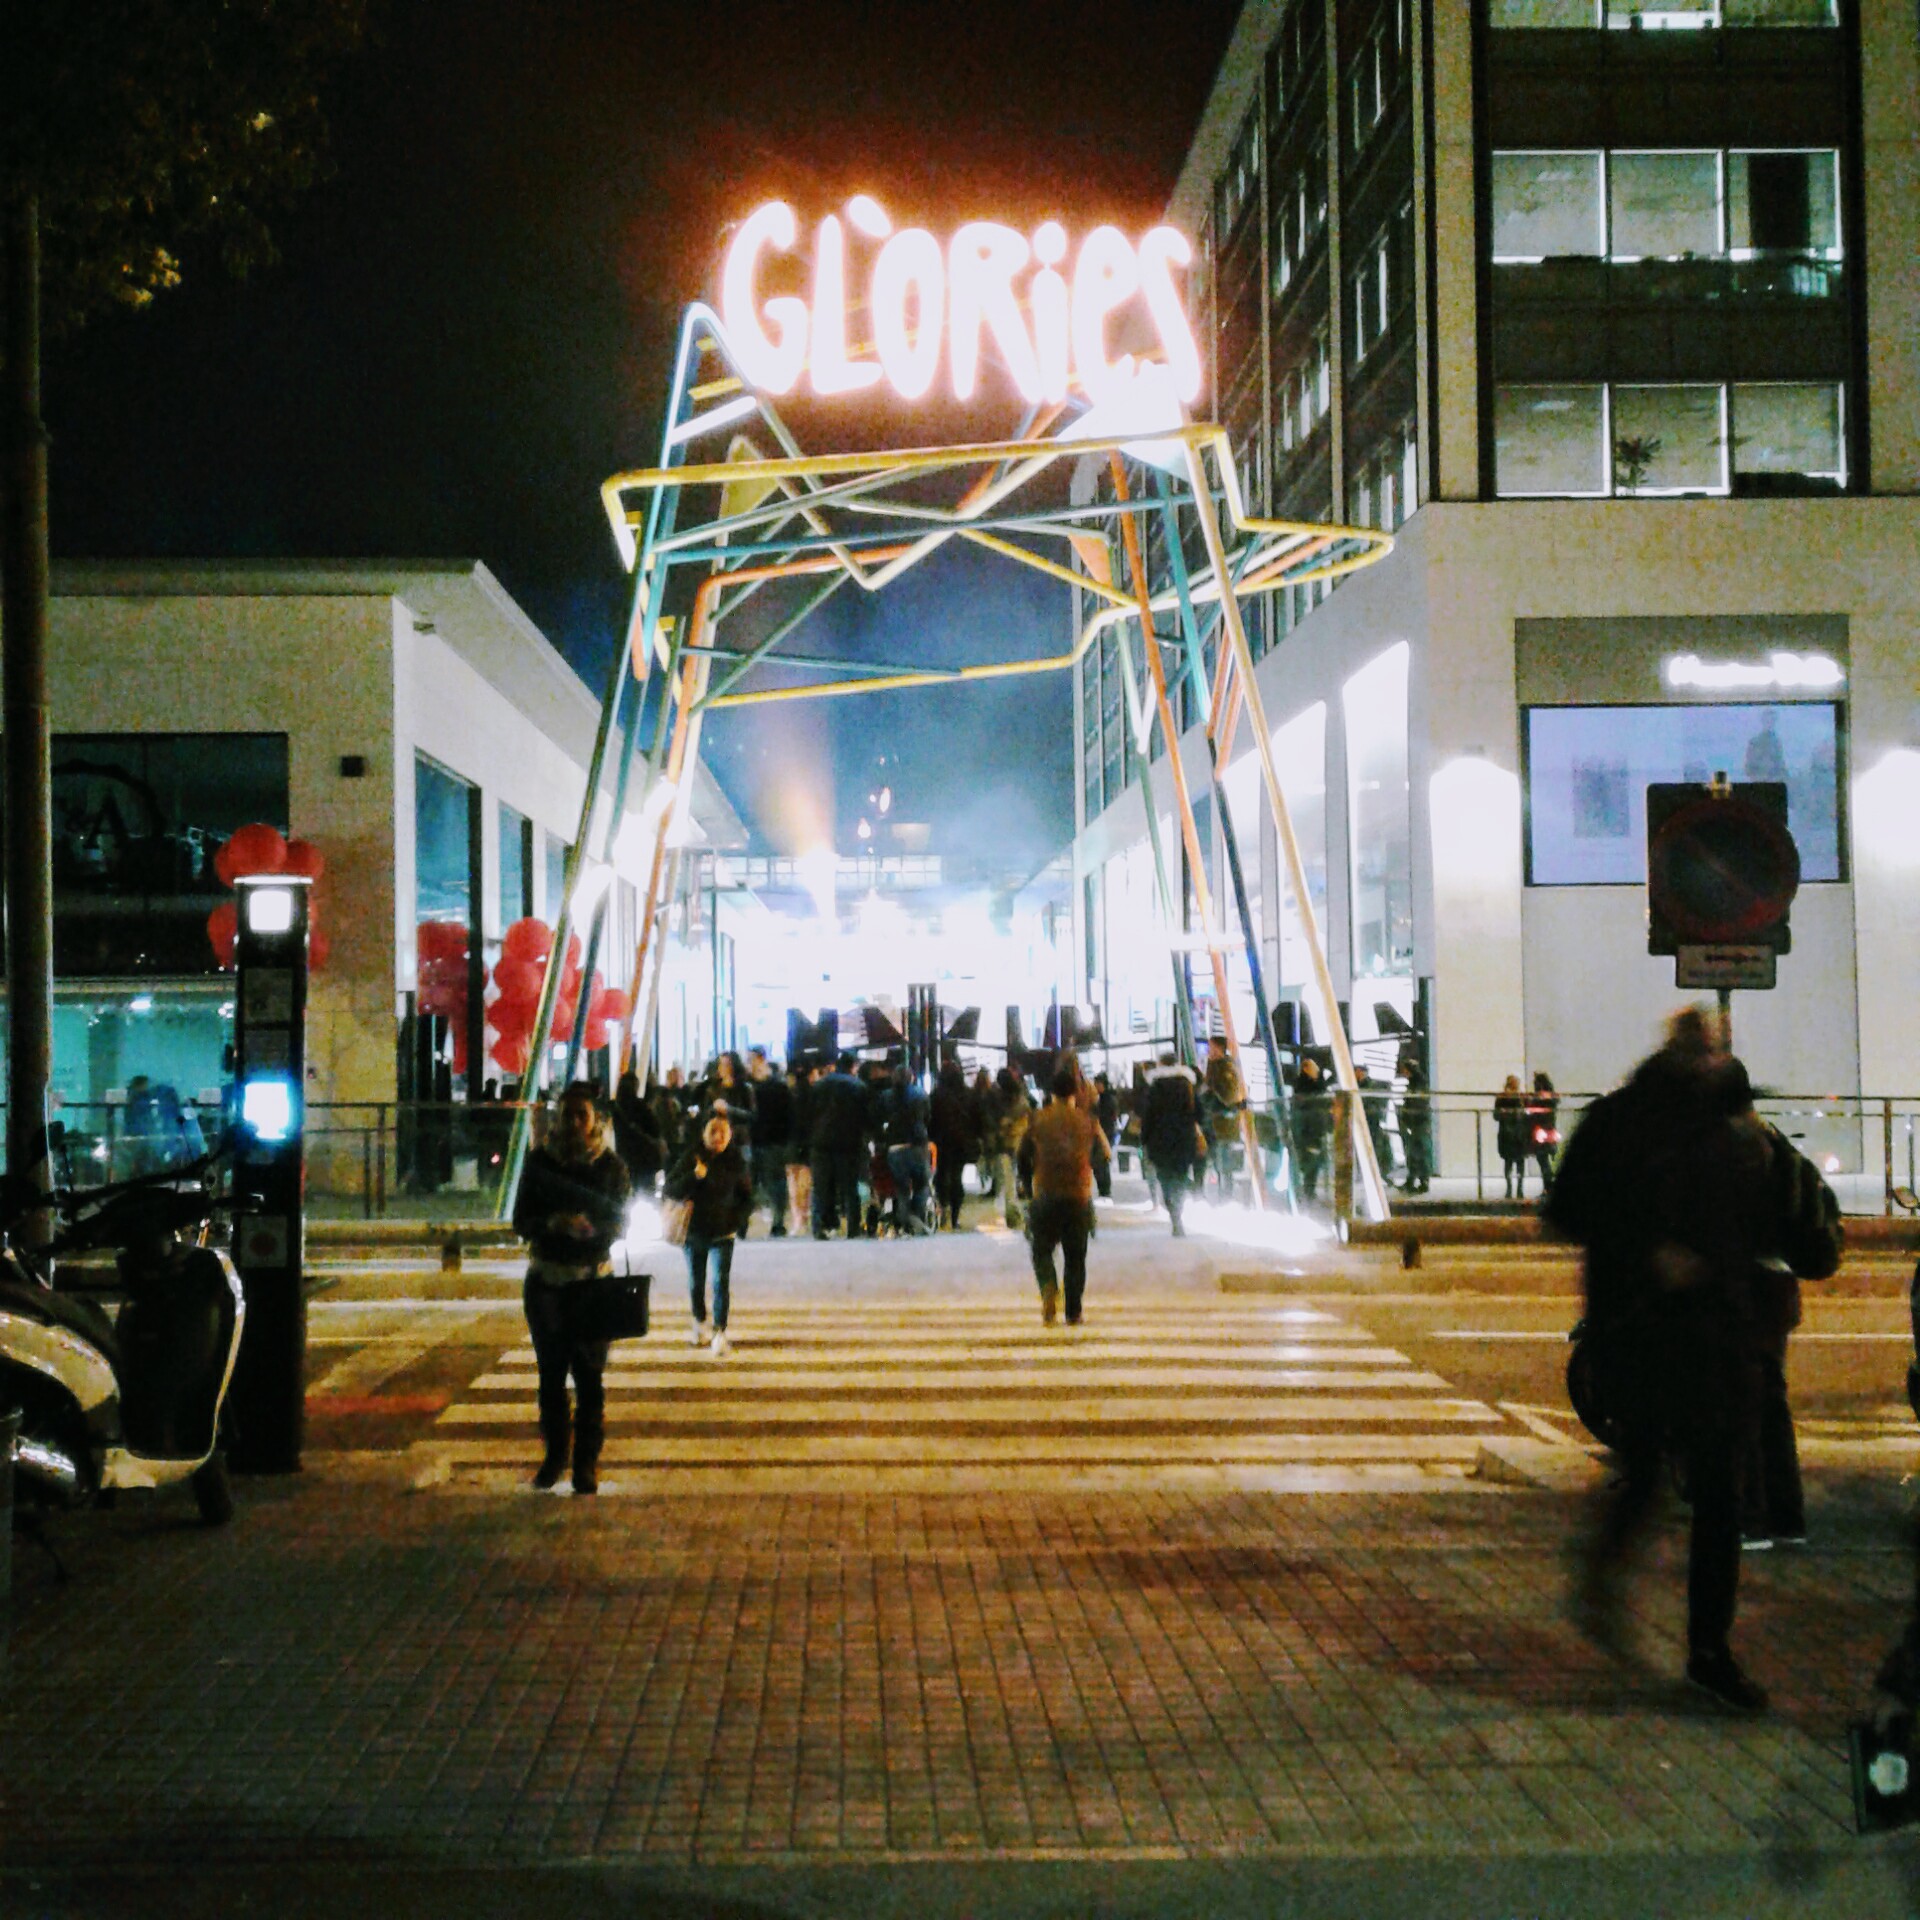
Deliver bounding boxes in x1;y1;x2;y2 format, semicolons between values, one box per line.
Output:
928;1060;978;1229
1548;1005;1775;1711
809;1053;871;1240
878;1065;933;1235
747;1047;795;1237
512;1083;632;1495
1140;1053;1202;1238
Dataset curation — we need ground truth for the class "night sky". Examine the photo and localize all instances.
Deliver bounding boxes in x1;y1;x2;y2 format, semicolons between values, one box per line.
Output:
46;0;1241;868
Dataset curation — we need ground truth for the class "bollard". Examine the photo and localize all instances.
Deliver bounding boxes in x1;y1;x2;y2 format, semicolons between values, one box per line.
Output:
0;1405;18;1609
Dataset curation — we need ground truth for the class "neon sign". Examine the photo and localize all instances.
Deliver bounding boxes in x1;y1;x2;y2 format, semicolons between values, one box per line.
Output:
1664;650;1844;692
720;198;1203;410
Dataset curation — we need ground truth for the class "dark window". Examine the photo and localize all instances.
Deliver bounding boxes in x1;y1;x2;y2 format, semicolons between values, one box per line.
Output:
499;802;532;927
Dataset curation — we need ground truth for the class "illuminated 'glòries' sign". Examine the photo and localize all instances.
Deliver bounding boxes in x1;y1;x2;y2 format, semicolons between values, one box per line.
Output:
720;198;1202;410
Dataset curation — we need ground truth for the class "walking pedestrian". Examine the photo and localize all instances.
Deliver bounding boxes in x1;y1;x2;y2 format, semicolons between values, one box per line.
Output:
511;1083;633;1494
1092;1072;1120;1200
1201;1035;1246;1202
786;1061;816;1229
1494;1074;1529;1200
878;1064;933;1235
929;1058;978;1230
1019;1064;1109;1326
611;1067;663;1199
1549;1006;1776;1711
1140;1051;1203;1237
665;1108;754;1358
984;1067;1032;1230
746;1047;794;1236
808;1052;870;1240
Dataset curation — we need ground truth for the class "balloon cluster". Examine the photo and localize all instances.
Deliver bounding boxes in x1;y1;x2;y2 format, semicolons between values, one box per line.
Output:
483;917;632;1077
205;824;331;971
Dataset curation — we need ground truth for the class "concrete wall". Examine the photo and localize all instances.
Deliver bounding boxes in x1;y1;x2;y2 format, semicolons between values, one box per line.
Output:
46;590;399;1108
1861;0;1920;492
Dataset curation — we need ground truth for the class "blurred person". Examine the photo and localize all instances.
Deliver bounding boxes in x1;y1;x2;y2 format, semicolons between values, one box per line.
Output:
1549;1006;1775;1712
1494;1074;1529;1200
1201;1036;1246;1202
511;1083;632;1494
1397;1058;1433;1195
746;1047;794;1237
1528;1071;1561;1199
1290;1055;1333;1205
929;1058;978;1230
809;1052;871;1240
1092;1072;1120;1200
611;1066;663;1198
878;1064;933;1235
984;1067;1033;1231
786;1061;815;1229
1140;1051;1203;1238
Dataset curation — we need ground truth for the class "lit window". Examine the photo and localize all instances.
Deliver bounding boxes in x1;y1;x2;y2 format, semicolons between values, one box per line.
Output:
1494;385;1609;496
1731;383;1845;490
1611;384;1728;494
1609;151;1723;259
1491;152;1604;260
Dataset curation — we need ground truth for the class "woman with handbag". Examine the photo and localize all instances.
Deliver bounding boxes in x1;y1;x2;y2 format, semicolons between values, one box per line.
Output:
511;1083;633;1494
665;1109;754;1357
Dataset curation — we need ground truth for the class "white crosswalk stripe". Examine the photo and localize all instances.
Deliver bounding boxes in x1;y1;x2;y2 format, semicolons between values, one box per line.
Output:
416;1296;1523;1495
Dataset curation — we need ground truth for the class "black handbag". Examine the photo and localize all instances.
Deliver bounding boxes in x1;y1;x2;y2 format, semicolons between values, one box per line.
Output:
574;1254;650;1344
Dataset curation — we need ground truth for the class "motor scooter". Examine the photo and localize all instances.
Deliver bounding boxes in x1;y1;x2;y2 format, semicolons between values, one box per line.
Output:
0;1144;244;1528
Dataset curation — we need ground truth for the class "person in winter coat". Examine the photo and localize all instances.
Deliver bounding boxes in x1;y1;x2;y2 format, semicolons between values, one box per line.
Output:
808;1053;871;1239
1018;1065;1110;1326
1494;1075;1529;1199
1527;1071;1560;1198
1092;1073;1120;1199
512;1083;633;1494
1547;1005;1777;1713
1289;1055;1333;1204
928;1059;979;1230
746;1047;795;1237
985;1068;1033;1230
700;1051;756;1148
1397;1060;1433;1195
877;1064;933;1235
1140;1052;1204;1237
665;1109;754;1357
611;1067;663;1197
1201;1037;1246;1202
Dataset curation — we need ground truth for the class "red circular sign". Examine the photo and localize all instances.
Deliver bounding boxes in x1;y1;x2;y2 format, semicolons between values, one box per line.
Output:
1649;794;1801;942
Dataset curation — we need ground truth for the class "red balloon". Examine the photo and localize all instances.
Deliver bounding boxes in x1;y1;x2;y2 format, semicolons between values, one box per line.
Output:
594;987;632;1025
581;1019;611;1054
207;901;239;968
502;917;554;966
450;1025;471;1076
489;1033;530;1075
490;994;536;1040
491;957;542;1001
282;839;326;881
550;998;576;1044
308;927;333;971
417;920;467;963
219;823;288;882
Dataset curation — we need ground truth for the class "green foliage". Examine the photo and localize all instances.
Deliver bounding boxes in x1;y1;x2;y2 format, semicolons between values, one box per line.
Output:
1;0;371;333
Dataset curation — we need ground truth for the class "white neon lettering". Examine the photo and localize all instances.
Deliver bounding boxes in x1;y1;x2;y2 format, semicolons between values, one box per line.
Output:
872;227;946;400
1030;222;1071;403
1072;226;1141;407
720;202;809;395
1139;226;1202;403
809;214;880;396
949;222;1041;403
846;194;893;240
1664;650;1845;691
719;203;1197;408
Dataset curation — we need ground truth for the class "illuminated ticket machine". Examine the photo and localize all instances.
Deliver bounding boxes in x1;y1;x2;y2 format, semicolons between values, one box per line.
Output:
228;873;311;1473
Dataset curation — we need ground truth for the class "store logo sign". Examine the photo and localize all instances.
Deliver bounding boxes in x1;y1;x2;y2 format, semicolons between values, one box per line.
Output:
1664;650;1844;692
720;198;1201;409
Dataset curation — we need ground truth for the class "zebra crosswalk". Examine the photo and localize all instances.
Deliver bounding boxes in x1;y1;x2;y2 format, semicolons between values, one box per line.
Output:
412;1296;1523;1495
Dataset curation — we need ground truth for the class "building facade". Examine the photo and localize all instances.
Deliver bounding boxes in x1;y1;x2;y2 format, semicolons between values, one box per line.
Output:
1071;0;1920;1168
22;561;743;1189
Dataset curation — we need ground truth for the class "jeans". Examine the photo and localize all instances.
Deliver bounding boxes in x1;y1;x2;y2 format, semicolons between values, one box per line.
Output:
523;1276;609;1469
686;1233;736;1331
988;1150;1023;1228
1208;1136;1236;1202
811;1147;863;1236
1150;1157;1190;1235
886;1144;932;1233
752;1145;790;1234
1029;1193;1093;1321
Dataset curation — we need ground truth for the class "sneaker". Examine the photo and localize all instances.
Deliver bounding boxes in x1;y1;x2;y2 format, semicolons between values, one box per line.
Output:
1040;1285;1059;1327
1741;1533;1775;1553
532;1456;566;1491
689;1318;709;1347
1686;1647;1769;1713
1065;1311;1082;1327
710;1329;731;1357
571;1465;599;1496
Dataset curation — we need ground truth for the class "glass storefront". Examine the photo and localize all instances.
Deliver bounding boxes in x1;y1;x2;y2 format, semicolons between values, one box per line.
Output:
1344;647;1413;987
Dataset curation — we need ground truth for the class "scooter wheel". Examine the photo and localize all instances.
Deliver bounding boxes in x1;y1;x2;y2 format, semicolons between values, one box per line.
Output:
191;1451;235;1526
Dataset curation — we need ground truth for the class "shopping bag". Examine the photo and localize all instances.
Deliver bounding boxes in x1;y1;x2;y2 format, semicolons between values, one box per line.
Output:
660;1196;693;1247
